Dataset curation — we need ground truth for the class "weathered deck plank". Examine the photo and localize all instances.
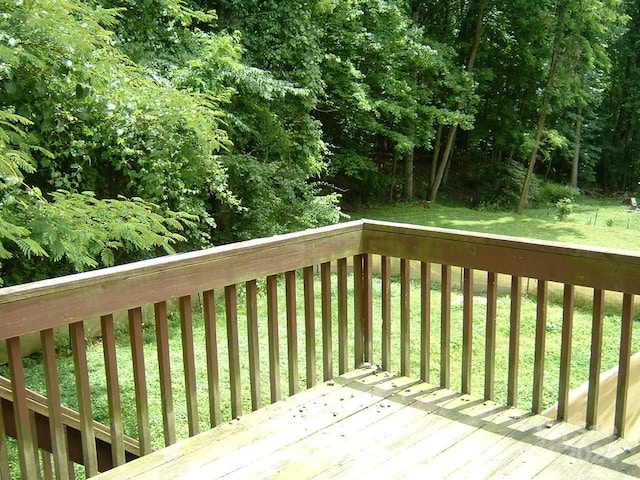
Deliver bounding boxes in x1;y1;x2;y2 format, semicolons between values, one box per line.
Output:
95;370;640;479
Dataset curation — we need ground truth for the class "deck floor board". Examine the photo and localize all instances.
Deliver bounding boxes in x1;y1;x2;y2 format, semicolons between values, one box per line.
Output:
96;370;640;479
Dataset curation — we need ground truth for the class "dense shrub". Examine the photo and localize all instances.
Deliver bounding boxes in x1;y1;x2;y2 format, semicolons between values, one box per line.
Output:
535;182;581;205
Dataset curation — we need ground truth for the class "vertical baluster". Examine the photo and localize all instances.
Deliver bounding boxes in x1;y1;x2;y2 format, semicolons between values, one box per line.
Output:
507;276;522;407
381;256;391;373
128;308;151;455
154;302;176;446
179;296;199;436
285;271;299;395
68;453;75;480
400;259;411;376
246;280;262;411
70;321;99;475
532;281;548;414
304;266;317;388
337;258;349;374
420;262;431;383
41;328;71;479
225;285;242;418
587;289;605;429
321;262;333;381
461;268;474;394
7;336;37;479
203;290;222;427
266;275;281;402
484;272;497;401
42;450;53;480
100;314;125;466
557;284;575;421
0;370;10;480
363;254;373;364
353;255;364;367
29;411;41;478
440;265;452;389
615;294;634;438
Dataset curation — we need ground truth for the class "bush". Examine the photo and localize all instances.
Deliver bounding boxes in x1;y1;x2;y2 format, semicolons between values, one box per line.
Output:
555;197;573;221
536;182;581;205
474;160;541;210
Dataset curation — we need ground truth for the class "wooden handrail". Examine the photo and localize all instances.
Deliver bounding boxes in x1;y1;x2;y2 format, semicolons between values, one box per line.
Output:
1;219;638;478
0;220;365;341
361;220;640;294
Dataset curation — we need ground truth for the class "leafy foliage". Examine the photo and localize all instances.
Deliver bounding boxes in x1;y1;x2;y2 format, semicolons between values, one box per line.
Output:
0;0;637;285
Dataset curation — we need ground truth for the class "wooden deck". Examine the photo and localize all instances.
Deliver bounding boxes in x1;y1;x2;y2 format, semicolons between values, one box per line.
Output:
96;369;640;479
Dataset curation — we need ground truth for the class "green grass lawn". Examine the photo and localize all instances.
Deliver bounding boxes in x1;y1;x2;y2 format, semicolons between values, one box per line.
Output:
347;196;640;252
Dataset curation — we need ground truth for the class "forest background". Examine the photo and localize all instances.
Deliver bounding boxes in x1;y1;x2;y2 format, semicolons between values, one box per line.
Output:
1;0;638;286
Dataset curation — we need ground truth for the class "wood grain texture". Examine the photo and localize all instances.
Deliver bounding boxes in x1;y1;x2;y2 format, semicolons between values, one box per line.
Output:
587;289;605;429
362;220;640;295
7;337;37;479
285;271;299;396
532;281;548;414
179;296;199;436
507;276;521;407
337;258;348;375
557;284;575;421
41;328;71;479
266;276;281;403
128;309;151;456
615;294;634;438
304;266;316;389
153;303;176;446
400;258;411;376
321;262;333;381
484;272;497;401
461;268;474;395
0;222;364;340
420;261;431;383
225;285;242;419
70;321;99;476
246;280;262;411
94;372;640;480
202;290;221;428
440;264;451;389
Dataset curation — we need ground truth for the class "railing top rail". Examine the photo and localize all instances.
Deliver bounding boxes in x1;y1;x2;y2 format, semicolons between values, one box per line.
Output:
0;220;364;340
362;219;640;293
2;218;639;340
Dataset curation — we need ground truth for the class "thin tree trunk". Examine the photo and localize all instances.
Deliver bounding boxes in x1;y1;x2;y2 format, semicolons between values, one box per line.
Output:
389;152;399;203
429;124;444;197
516;3;566;213
403;147;414;200
571;107;582;188
429;124;458;201
428;0;487;202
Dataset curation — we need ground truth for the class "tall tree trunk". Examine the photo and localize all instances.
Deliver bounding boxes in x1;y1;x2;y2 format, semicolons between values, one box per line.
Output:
389;152;399;203
516;3;566;213
428;123;444;197
428;0;487;202
571;107;582;188
403;146;414;200
428;124;458;201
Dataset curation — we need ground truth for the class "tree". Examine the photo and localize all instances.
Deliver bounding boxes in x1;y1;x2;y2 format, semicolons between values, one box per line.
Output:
597;0;640;191
0;0;231;284
427;0;487;202
517;0;619;212
316;0;467;203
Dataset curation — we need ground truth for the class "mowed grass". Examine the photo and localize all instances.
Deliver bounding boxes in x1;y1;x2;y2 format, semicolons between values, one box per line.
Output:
348;196;640;252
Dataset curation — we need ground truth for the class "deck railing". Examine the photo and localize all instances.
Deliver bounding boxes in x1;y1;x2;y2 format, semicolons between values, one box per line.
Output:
0;219;638;479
